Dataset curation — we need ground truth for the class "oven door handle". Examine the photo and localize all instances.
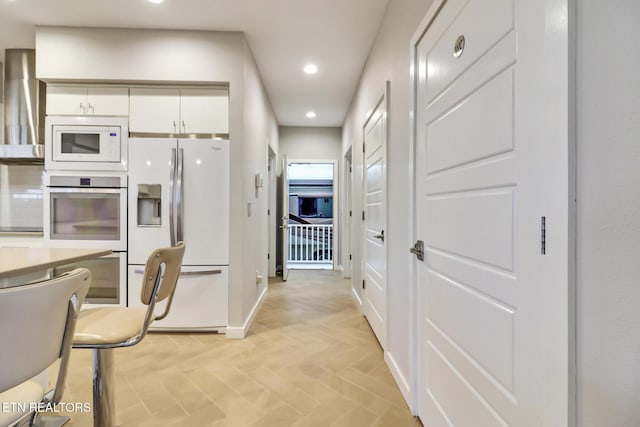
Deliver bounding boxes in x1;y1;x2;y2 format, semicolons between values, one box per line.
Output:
46;188;124;194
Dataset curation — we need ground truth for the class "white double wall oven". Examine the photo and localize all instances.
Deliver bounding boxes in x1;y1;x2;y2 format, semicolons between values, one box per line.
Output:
43;116;129;306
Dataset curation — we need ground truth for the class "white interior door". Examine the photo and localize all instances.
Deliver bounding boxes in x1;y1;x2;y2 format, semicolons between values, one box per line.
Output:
363;86;388;348
413;0;571;425
281;154;290;281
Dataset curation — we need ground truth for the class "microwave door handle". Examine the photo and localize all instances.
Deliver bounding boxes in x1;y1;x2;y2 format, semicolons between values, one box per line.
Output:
169;148;177;247
176;148;184;243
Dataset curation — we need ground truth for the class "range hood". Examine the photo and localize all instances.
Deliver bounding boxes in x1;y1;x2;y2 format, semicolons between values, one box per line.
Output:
0;49;45;164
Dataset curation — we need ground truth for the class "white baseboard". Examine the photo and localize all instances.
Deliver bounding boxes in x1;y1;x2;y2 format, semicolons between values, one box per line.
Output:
385;351;414;414
226;286;268;339
335;264;343;272
351;286;362;308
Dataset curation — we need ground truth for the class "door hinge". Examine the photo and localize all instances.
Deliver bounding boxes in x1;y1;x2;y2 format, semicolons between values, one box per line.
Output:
362;211;365;221
349;165;352;173
362;279;365;289
349;210;352;217
541;216;546;255
410;240;425;261
267;253;270;260
363;144;365;153
349;254;352;260
268;164;271;172
267;209;270;215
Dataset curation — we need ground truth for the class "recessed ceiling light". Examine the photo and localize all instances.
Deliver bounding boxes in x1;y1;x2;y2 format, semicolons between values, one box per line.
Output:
148;0;163;4
306;111;316;119
304;63;318;74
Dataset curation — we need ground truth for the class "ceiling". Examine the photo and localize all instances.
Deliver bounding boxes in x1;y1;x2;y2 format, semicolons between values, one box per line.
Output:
0;0;390;127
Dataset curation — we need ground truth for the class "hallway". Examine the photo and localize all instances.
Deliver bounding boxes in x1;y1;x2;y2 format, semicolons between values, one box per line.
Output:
56;270;420;426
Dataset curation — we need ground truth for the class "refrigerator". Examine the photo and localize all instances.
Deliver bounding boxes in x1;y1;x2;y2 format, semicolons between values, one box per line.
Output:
128;137;229;331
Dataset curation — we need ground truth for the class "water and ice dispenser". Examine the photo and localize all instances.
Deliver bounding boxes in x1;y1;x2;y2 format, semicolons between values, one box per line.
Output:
137;184;161;226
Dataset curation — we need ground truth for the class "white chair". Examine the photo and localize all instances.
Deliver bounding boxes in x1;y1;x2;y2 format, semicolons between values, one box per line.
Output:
73;242;185;427
0;268;91;427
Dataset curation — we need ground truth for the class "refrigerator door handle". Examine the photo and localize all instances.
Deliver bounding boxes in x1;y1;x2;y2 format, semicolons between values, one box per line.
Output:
169;147;177;247
179;269;222;277
177;148;184;243
135;268;222;276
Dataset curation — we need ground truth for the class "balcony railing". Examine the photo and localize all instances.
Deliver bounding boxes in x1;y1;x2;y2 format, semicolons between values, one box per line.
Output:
287;224;333;264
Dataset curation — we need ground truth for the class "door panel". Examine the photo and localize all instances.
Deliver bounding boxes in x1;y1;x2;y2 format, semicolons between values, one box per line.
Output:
415;0;570;425
426;70;515;174
425;0;514;104
178;139;229;265
363;86;388;348
426;189;515;270
426;269;515;390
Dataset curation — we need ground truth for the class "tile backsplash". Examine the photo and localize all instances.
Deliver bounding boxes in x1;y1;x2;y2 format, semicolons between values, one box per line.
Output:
0;164;44;232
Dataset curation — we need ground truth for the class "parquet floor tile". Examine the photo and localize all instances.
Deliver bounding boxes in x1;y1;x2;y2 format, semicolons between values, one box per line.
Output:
49;269;421;426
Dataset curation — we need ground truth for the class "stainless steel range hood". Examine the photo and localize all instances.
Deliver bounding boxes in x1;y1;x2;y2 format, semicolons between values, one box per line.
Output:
0;49;46;164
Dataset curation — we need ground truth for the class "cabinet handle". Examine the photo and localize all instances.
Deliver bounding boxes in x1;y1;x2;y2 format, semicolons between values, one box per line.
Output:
80;102;86;114
182;121;186;132
173;121;177;132
88;102;95;114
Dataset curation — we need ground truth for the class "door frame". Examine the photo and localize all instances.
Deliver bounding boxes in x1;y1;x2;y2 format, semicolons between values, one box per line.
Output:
286;158;339;271
343;147;353;278
268;145;277;277
408;0;577;421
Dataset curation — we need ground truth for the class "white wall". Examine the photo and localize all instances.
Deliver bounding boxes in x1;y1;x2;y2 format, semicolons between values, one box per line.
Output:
236;41;278;332
279;126;341;160
342;0;433;406
35;27;277;336
576;0;640;425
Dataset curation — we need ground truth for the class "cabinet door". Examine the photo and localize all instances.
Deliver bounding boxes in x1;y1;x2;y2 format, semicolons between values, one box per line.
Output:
87;87;129;116
180;88;229;135
127;265;228;329
129;88;180;133
46;85;87;115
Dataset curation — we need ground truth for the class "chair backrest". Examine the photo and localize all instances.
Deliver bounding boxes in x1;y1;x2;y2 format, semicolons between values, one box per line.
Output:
139;242;185;323
0;268;90;393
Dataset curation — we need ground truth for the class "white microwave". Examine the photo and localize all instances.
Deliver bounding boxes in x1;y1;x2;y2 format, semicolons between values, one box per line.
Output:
45;116;128;171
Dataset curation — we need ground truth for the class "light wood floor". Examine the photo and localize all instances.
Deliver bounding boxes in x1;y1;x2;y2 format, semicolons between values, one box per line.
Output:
55;269;421;426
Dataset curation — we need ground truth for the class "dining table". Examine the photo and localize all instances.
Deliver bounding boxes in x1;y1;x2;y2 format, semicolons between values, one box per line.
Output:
0;247;112;287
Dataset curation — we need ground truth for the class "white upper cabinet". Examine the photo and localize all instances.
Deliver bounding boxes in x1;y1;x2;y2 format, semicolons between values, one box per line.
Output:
47;85;129;116
129;87;229;135
179;88;229;135
129;88;181;134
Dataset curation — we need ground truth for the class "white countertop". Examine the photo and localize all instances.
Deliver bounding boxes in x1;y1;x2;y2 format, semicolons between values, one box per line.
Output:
0;247;111;280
